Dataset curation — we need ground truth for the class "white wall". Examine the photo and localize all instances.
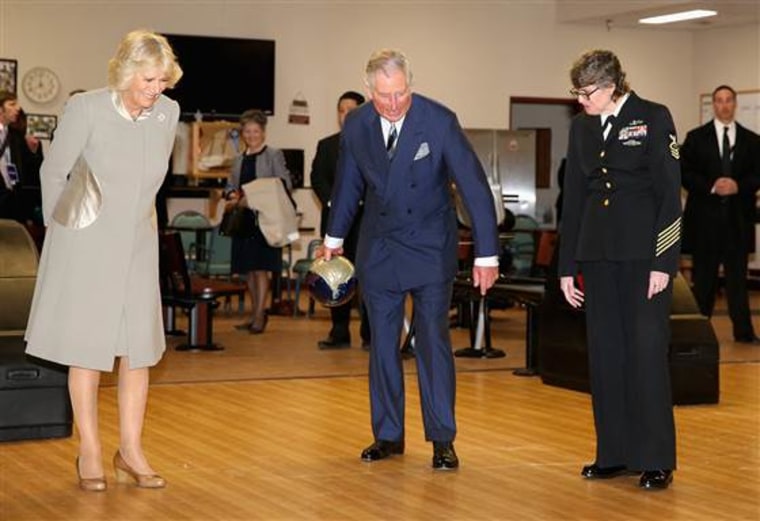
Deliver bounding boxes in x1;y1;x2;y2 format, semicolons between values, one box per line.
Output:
692;23;760;104
1;1;755;162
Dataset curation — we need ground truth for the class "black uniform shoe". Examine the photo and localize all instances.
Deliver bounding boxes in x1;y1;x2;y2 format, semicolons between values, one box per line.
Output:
432;442;459;470
581;463;630;479
639;470;673;490
735;335;760;345
318;336;351;350
361;440;405;461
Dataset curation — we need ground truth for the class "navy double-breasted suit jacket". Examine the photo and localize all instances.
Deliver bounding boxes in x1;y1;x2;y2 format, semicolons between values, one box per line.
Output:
327;94;499;292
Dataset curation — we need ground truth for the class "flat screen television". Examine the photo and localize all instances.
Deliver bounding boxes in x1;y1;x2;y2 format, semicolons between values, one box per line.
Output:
163;33;275;117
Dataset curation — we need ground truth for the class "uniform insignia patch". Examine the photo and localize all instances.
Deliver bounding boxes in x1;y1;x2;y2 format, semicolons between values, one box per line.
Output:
669;134;680;159
618;124;647;141
622;139;643;147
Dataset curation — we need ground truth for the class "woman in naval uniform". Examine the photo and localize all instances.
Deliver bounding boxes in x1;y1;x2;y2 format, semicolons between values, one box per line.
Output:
558;49;682;490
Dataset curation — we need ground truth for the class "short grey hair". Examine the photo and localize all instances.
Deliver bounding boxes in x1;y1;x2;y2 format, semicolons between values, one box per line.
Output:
364;49;413;91
570;49;630;100
240;109;268;129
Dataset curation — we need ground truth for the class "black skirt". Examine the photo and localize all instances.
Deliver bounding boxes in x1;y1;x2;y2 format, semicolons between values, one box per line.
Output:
230;148;283;274
231;218;282;274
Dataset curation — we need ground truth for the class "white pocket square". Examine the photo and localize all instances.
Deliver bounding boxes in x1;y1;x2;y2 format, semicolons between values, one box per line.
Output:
414;142;430;160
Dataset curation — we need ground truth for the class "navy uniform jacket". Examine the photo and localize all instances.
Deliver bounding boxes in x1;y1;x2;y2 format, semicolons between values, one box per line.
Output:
327;94;499;292
681;121;760;254
559;92;682;277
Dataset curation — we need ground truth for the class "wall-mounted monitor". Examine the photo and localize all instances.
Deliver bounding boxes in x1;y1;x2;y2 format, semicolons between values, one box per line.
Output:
163;33;275;118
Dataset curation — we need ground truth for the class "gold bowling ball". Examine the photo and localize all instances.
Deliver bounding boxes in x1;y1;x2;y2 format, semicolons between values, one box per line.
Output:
305;256;358;307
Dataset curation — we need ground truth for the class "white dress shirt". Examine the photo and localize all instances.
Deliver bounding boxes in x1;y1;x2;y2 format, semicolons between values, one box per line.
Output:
601;92;630;140
713;118;736;157
0;123;12;189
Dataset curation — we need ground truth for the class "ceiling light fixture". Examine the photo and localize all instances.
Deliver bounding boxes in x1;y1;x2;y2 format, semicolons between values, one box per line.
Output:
639;9;717;24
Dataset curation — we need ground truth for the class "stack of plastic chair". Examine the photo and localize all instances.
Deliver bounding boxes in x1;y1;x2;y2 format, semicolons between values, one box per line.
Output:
291;239;323;317
511;214;539;277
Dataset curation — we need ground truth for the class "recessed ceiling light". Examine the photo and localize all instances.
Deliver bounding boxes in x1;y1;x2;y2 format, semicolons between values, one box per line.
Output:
639;9;717;24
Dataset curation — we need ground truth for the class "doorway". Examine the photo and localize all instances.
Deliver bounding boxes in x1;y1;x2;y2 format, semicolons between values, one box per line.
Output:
510;97;579;229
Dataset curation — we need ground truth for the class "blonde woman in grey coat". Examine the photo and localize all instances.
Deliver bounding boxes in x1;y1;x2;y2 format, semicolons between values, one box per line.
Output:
25;30;182;491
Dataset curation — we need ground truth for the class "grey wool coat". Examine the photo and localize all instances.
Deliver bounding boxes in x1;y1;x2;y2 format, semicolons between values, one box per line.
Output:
25;88;180;370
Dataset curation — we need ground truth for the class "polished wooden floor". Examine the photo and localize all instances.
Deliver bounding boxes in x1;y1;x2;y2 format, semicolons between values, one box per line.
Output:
1;294;759;520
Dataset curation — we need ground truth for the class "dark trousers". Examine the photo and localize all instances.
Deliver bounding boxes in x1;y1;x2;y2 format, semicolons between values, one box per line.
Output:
0;188;19;221
690;220;755;340
329;296;370;342
582;260;676;471
363;281;456;443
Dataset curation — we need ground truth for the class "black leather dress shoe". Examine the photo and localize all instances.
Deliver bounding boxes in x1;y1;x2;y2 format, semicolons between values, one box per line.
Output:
400;345;415;360
735;335;760;345
639;470;673;490
432;442;459;470
318;336;351;350
581;463;630;479
361;440;404;461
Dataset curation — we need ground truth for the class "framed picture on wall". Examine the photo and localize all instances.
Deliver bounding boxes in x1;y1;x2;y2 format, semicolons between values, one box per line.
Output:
0;58;18;94
26;113;57;140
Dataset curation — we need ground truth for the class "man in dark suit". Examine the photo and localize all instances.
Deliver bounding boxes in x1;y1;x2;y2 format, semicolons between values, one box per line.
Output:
319;49;499;470
0;91;43;223
559;50;681;490
681;85;760;343
310;90;370;350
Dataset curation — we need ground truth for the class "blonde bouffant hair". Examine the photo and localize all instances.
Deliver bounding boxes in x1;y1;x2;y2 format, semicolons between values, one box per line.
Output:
107;29;183;91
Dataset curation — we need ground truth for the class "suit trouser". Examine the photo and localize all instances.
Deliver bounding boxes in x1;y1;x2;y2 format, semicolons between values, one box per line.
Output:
581;260;677;471
690;212;754;339
363;281;456;442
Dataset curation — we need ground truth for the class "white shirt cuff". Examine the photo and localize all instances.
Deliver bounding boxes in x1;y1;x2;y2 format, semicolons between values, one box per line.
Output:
324;235;344;249
474;256;499;267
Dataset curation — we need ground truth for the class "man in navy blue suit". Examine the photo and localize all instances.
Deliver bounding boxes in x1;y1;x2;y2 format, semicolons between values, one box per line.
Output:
319;49;499;469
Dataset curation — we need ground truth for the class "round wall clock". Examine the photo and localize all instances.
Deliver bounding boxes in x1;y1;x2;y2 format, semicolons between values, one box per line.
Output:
22;66;61;104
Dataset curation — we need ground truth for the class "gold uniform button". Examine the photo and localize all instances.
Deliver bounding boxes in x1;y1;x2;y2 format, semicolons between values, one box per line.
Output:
603;198;609;207
600;151;606;158
602;167;608;174
605;182;612;189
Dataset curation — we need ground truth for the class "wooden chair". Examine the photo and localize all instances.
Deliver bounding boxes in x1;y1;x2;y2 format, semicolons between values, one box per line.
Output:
158;231;246;351
168;210;213;273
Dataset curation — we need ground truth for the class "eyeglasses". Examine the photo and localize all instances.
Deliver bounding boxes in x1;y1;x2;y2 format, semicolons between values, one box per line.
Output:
569;86;600;100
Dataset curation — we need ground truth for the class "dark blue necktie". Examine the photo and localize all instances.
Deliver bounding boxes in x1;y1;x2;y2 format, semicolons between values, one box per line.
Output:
386;124;397;159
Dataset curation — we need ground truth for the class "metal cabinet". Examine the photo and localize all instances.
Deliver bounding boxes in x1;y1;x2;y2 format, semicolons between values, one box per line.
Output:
464;129;539;220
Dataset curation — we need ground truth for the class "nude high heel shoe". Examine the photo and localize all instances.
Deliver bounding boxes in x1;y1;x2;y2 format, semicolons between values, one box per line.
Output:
76;457;107;492
113;451;166;489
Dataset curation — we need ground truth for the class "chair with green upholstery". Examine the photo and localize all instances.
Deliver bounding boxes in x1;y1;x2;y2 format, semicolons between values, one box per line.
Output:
291;239;323;317
197;228;245;314
511;214;539;277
